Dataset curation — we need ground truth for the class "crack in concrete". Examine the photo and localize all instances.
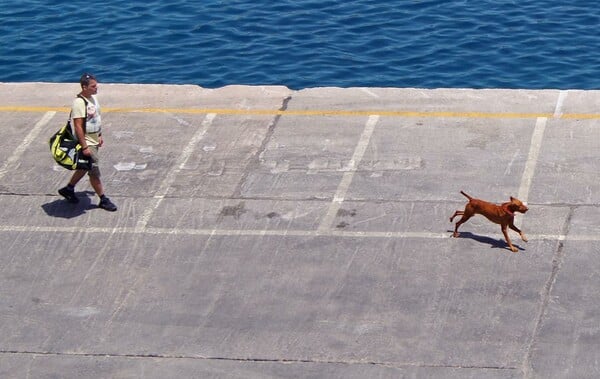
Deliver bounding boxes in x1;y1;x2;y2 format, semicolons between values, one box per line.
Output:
1;349;518;371
522;206;574;378
231;95;292;199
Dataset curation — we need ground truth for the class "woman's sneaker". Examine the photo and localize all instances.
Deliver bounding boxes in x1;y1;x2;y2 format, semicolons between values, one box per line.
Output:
58;186;78;203
99;196;117;212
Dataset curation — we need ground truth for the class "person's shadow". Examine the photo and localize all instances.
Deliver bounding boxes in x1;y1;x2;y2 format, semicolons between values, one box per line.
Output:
42;191;96;219
449;231;525;252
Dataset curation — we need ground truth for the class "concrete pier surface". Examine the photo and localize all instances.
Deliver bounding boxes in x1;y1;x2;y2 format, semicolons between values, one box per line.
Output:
1;82;599;378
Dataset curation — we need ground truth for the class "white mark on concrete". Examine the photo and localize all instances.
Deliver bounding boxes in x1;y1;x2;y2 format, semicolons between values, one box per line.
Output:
63;306;100;318
360;88;380;98
135;113;217;232
516;117;547;228
504;150;520;176
0;111;55;181
318;115;379;232
202;143;216;152
114;162;137;171
270;160;290;174
307;158;329;174
553;90;568;118
113;162;148;171
113;131;134;139
371;157;423;171
139;146;154;154
171;115;191;126
306;159;350;174
262;160;290;174
280;208;317;221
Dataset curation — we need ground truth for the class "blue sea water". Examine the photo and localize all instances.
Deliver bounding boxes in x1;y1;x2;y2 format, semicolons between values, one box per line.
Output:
1;0;599;89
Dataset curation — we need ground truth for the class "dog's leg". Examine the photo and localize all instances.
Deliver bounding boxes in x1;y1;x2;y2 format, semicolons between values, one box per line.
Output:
502;224;518;252
450;210;464;222
452;212;472;238
509;222;528;242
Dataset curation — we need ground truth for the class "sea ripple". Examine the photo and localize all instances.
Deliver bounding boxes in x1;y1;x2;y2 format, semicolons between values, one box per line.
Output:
1;0;599;89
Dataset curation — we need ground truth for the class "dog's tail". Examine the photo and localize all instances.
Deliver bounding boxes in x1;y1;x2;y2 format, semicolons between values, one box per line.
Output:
460;190;473;200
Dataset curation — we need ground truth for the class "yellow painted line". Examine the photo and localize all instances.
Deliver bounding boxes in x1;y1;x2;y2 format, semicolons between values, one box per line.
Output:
0;106;71;112
560;113;600;119
106;108;555;119
1;105;599;119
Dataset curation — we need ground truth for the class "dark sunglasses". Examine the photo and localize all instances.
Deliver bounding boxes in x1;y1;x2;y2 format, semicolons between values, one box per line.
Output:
80;73;96;86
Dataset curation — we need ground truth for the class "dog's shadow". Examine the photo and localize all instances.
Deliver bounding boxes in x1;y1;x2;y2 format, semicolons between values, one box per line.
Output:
448;231;525;252
41;191;96;219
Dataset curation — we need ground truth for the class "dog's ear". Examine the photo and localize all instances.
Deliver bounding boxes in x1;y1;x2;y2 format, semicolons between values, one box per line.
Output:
510;196;515;202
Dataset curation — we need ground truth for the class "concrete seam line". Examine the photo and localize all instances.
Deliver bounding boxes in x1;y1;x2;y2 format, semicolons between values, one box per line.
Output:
135;113;217;232
318;115;379;232
0;225;588;241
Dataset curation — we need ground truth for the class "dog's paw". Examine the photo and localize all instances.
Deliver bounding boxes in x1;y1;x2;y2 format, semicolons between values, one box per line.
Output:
452;232;460;238
521;234;528;242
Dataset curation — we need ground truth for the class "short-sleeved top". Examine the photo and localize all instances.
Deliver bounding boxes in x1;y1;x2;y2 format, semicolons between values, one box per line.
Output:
70;95;102;145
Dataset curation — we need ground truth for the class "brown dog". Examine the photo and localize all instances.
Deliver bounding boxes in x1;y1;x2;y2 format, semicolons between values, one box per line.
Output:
450;191;529;252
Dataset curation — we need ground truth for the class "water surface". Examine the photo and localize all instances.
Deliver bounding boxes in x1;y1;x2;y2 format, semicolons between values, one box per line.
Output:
1;1;599;89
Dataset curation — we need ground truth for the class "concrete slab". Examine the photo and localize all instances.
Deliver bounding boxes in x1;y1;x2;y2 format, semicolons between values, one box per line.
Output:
532;117;600;204
530;241;600;379
1;83;599;378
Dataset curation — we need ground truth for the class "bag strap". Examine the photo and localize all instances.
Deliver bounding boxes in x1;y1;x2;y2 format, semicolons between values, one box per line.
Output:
66;94;89;138
76;94;88;134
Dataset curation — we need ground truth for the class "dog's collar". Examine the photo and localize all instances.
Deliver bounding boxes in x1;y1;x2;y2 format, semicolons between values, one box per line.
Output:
502;203;514;216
